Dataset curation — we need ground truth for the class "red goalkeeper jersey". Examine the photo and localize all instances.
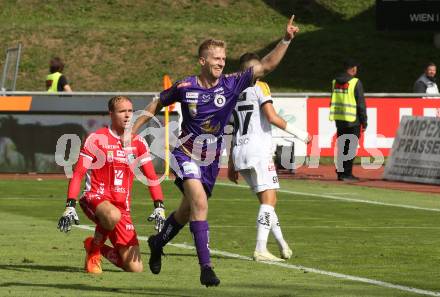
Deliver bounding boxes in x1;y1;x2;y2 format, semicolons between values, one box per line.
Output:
68;127;163;211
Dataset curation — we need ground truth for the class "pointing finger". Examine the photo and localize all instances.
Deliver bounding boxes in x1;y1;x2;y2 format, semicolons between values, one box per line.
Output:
288;14;295;25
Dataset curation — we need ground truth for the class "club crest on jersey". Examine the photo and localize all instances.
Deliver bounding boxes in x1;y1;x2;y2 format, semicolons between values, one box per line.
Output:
214;94;226;107
107;151;114;162
189;103;197;118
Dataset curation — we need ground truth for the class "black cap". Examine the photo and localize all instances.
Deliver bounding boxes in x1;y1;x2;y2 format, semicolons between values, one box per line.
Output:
343;58;359;70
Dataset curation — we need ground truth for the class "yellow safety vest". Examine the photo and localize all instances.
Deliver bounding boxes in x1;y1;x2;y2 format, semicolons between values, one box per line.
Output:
46;72;62;92
329;77;358;122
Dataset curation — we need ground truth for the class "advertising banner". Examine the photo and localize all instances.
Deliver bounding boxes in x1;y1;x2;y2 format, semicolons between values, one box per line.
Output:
384;116;440;185
0;113;175;173
307;97;440;157
272;97;308;156
376;0;440;31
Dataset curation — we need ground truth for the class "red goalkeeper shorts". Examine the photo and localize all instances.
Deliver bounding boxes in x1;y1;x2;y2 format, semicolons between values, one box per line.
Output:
79;194;139;248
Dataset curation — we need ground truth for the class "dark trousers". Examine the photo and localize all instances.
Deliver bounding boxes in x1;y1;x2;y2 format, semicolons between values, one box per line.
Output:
336;125;360;176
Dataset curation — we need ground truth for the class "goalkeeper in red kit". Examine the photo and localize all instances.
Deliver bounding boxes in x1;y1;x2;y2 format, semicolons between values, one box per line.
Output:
57;96;166;273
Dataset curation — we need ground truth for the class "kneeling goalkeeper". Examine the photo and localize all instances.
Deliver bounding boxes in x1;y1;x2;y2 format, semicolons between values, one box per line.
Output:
57;96;166;273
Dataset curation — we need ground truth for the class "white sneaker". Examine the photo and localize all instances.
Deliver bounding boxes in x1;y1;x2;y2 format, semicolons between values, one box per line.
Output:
280;246;293;259
253;250;285;262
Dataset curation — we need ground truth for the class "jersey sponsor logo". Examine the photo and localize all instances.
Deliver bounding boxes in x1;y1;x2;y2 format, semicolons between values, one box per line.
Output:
114;169;124;186
214;94;226;107
103;144;119;149
235;135;249;146
186;92;199;99
182;161;200;176
201;94;211;103
112;185;127;193
214;87;224;93
116;150;125;157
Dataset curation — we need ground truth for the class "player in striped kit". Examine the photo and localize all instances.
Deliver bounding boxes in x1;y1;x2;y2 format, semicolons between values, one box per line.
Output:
228;53;311;262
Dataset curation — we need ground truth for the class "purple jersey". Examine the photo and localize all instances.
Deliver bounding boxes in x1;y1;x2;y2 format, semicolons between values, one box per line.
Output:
160;68;253;161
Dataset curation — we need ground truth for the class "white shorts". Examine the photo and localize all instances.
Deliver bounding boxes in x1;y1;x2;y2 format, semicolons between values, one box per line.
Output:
239;160;279;193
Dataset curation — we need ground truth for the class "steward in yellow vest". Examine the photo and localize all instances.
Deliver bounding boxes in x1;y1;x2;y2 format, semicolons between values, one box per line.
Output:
329;77;358;122
46;57;72;92
330;59;367;181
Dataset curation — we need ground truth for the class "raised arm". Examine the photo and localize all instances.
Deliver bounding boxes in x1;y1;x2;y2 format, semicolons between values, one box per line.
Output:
132;98;163;135
253;14;299;80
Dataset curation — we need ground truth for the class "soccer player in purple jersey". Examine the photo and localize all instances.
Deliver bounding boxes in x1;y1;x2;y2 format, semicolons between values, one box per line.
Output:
132;15;299;287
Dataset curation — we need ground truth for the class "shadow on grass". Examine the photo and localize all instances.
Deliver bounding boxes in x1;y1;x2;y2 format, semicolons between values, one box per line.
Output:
0;264;118;273
141;251;244;262
166;253;245;261
0;282;195;297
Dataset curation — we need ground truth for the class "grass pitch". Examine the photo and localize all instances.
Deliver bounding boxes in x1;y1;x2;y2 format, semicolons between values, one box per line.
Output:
2;0;437;92
0;178;439;297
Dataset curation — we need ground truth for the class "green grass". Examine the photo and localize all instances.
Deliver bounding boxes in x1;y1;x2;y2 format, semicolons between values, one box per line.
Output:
0;0;437;92
0;178;439;296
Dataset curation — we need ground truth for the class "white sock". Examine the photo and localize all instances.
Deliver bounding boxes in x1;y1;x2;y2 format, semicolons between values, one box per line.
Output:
271;209;289;250
255;204;273;252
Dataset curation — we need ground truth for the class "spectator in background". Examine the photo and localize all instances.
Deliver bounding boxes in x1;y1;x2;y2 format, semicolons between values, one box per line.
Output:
46;57;72;92
413;62;438;94
329;58;367;182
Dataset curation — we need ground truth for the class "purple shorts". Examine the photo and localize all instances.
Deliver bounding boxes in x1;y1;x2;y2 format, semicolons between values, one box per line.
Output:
170;148;220;197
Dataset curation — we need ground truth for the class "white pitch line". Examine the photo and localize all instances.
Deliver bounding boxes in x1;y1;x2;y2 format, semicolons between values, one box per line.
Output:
134;224;440;230
75;224;440;296
216;182;440;212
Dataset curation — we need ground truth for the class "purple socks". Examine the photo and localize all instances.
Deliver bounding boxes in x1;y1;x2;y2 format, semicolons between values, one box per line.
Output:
190;221;211;268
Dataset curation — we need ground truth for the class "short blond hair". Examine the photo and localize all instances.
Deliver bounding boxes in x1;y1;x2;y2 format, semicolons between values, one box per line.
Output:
198;39;226;58
108;96;132;112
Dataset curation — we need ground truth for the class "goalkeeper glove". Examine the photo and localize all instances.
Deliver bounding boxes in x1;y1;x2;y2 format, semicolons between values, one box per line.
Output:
57;199;80;233
147;201;165;233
